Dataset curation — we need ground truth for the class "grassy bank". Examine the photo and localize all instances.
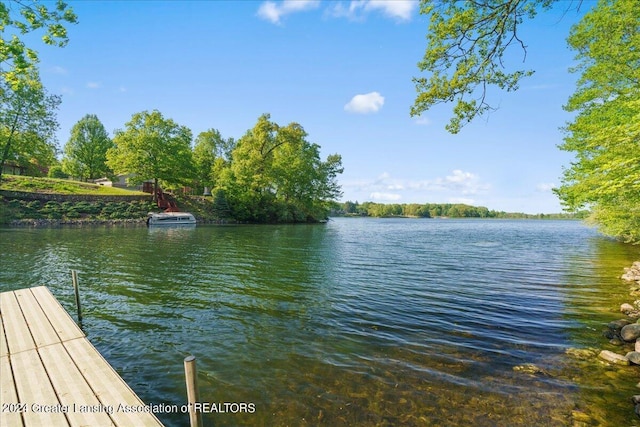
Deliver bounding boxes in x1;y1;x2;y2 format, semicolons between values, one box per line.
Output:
0;175;225;225
0;175;147;196
0;175;152;224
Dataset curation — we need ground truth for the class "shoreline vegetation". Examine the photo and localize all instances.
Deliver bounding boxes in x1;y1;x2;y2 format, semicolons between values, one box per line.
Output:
324;201;586;221
0;175;587;226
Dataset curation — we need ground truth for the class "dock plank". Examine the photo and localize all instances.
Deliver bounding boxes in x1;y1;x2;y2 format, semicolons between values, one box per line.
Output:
0;312;9;357
29;286;83;342
0;291;35;354
38;342;116;426
0;287;165;427
13;288;61;348
0;355;24;427
10;348;69;426
63;338;163;427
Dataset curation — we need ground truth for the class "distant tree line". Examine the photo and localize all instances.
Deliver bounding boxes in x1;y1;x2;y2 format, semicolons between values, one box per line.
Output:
334;201;587;220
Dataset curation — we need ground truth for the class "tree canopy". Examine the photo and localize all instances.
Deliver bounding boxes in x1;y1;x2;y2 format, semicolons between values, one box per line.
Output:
62;114;113;181
192;128;234;191
413;0;639;243
411;0;572;133
217;114;343;222
554;0;640;243
0;69;60;181
0;0;77;90
107;110;195;199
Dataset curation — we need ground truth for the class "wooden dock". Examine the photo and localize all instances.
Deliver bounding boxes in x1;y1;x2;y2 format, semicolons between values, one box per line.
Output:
0;286;164;427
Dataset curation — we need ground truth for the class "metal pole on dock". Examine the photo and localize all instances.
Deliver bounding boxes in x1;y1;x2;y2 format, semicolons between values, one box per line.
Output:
71;269;82;324
184;355;203;427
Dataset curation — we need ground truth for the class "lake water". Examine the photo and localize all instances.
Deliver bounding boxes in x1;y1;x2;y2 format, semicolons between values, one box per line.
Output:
2;218;640;426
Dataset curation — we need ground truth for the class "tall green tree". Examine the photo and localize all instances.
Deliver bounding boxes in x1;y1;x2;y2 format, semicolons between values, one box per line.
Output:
270;123;343;220
192;128;234;192
62;114;113;181
217;114;343;222
1;0;77;90
0;70;60;181
554;0;640;243
107;110;195;200
219;115;283;221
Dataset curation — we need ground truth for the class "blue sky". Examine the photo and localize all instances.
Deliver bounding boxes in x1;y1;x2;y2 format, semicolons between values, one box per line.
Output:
34;0;590;213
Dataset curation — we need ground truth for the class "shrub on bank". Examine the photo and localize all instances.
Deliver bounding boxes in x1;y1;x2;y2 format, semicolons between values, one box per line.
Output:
0;197;157;224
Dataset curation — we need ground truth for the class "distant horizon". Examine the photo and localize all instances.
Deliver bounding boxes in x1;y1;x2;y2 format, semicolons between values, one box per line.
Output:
333;198;579;216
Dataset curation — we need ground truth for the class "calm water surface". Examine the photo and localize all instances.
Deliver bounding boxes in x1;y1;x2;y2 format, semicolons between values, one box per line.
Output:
2;218;640;426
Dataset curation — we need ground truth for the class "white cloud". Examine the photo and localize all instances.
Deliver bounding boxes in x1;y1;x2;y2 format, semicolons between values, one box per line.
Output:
329;0;417;21
414;116;431;126
446;169;474;184
86;82;101;89
370;192;402;201
343;170;490;202
441;170;489;195
363;0;417;21
344;91;385;114
536;183;556;192
257;0;320;24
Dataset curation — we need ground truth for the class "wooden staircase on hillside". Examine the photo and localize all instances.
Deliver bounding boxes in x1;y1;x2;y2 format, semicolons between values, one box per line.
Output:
156;189;180;212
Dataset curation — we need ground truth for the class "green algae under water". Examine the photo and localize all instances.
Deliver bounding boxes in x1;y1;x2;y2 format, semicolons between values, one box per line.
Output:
2;218;640;426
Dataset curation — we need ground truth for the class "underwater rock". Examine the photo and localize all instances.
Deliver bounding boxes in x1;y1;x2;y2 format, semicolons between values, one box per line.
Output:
621;324;640;342
512;363;549;375
622;262;640;282
610;318;633;329
622;303;637;315
565;348;599;360
599;350;630;365
627;352;640;365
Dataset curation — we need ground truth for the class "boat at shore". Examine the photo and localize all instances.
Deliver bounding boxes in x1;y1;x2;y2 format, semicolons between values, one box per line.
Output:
147;211;196;226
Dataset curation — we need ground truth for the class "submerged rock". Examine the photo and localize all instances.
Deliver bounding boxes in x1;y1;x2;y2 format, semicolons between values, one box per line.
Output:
610;318;633;329
621;303;637;315
512;363;549;376
599;350;630;365
622;262;640;282
566;348;599;360
627;352;640;365
622;324;640;342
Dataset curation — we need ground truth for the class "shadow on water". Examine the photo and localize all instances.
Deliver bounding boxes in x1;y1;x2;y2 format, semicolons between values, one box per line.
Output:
2;219;640;426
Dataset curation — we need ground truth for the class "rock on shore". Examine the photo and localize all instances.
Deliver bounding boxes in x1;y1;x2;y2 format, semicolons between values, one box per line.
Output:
622;262;640;283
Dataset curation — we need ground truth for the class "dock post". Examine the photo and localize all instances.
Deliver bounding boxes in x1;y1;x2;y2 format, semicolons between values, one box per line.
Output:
71;269;82;324
184;355;203;427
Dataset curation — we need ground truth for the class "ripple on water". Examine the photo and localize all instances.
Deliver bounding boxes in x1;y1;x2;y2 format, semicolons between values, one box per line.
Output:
2;219;640;426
